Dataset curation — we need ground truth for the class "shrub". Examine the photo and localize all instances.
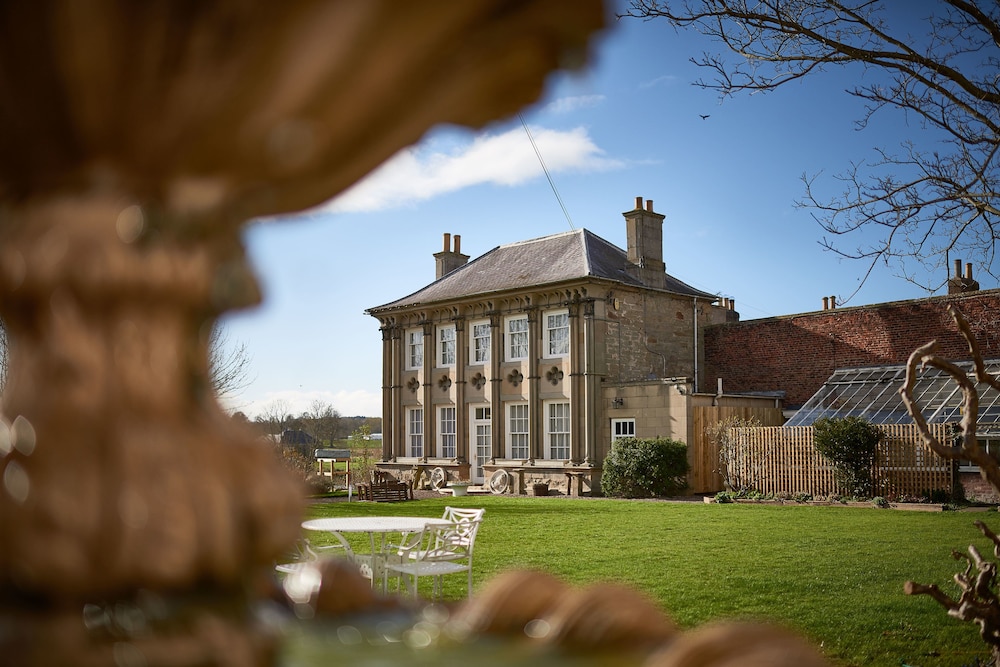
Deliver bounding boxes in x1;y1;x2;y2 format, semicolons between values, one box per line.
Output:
601;437;689;498
812;416;883;498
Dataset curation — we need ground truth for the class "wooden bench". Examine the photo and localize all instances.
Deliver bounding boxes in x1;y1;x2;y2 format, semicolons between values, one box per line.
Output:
357;481;412;502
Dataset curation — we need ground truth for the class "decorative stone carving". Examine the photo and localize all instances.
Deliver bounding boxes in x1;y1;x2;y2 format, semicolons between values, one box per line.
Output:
0;1;604;664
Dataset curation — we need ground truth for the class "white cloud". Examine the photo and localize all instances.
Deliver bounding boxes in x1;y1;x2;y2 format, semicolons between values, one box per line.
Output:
324;126;622;213
544;94;606;114
230;388;382;420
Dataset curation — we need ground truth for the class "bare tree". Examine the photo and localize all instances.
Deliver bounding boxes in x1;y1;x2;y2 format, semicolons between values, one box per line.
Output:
302;399;341;446
622;1;1000;297
208;325;254;400
900;304;1000;664
255;399;292;440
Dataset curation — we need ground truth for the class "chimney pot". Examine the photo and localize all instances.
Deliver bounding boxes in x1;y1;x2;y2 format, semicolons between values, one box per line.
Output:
454;235;461;254
729;298;735;311
823;296;829;310
646;199;654;212
955;259;962;278
966;262;973;280
635;196;643;210
443;232;451;252
829;296;837;309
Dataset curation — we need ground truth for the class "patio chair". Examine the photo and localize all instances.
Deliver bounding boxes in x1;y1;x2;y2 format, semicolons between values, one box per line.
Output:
275;537;349;574
384;519;482;600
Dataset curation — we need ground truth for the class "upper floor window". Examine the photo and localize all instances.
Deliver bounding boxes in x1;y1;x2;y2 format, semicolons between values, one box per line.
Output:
407;407;424;458
546;401;571;460
545;310;569;358
439;406;456;458
506;315;529;361
438;325;456;367
471;321;491;364
507;402;529;459
611;418;636;442
406;329;423;370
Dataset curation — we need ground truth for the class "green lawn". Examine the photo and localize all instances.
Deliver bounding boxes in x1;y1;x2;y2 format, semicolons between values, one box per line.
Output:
303;497;995;667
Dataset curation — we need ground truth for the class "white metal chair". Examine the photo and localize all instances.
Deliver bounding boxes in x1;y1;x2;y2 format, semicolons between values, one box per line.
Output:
384;518;482;599
275;537;349;574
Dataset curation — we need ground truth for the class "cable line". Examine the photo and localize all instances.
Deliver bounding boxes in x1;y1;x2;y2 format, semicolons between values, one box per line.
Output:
518;112;575;230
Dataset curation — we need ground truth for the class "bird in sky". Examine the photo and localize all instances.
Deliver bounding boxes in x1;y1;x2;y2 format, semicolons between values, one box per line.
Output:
699;114;710;120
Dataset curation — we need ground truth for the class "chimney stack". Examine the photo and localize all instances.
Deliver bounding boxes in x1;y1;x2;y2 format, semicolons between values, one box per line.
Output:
623;196;666;288
434;232;470;280
947;258;980;294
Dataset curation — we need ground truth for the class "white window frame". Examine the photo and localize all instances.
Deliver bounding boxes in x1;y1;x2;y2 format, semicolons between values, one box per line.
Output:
611;418;636;442
471;320;491;365
438;406;456;458
507;402;530;459
961;437;1000;472
544;309;570;358
438;324;456;367
405;329;423;370
506;315;529;361
545;401;571;460
407;407;424;458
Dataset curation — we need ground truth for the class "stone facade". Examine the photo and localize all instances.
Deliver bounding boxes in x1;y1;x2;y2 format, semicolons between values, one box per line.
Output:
367;198;736;494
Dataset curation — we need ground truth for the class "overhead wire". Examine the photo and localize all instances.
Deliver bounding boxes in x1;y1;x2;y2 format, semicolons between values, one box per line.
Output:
518;112;575;230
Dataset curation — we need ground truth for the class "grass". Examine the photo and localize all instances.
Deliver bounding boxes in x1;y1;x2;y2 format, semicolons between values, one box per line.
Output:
304;497;996;667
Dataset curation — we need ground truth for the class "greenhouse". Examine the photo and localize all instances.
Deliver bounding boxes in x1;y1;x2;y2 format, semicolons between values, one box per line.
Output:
786;359;1000;435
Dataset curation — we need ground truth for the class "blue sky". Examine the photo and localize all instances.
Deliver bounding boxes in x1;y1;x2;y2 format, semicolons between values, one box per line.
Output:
221;4;981;420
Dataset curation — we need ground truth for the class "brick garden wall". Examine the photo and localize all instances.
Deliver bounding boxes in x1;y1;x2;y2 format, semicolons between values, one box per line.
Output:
703;289;1000;407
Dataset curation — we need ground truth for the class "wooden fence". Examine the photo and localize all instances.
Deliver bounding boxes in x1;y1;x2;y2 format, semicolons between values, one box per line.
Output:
690;405;785;492
721;423;953;498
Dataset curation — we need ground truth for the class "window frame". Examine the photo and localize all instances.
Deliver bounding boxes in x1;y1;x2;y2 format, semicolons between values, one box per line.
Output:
507;402;530;459
506;315;529;362
438;324;456;368
544;309;570;359
407;407;424;458
438;405;456;458
611;418;636;442
405;328;423;371
471;320;491;365
545;401;571;460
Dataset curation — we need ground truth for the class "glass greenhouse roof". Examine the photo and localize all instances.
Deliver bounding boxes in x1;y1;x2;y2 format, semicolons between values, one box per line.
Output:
786;360;1000;433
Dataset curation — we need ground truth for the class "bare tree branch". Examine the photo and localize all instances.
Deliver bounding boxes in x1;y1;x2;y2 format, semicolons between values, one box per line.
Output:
622;1;1000;297
208;325;255;400
899;304;1000;491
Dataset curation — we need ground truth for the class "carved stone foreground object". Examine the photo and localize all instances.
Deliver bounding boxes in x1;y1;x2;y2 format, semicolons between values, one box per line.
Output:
0;2;604;665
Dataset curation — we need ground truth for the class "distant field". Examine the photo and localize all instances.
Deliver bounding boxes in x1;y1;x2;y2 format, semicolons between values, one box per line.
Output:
304;496;995;667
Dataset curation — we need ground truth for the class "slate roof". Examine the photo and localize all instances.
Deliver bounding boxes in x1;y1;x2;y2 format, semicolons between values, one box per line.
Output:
368;228;716;313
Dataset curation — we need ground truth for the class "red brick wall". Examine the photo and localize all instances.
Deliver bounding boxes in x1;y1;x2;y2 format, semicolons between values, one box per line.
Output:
703;290;1000;407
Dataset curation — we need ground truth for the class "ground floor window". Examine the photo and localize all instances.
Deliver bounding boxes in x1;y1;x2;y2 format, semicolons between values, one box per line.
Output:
611;418;635;442
407;407;423;458
507;403;529;459
439;406;456;458
546;401;570;460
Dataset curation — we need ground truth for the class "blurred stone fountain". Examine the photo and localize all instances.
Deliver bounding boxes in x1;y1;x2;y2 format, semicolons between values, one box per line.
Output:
0;3;604;664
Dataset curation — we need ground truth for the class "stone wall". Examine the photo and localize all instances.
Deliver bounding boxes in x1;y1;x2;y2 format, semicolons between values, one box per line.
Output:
605;289;730;384
703;289;1000;407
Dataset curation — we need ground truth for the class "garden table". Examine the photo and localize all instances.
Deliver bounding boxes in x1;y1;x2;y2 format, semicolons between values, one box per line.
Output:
302;516;450;590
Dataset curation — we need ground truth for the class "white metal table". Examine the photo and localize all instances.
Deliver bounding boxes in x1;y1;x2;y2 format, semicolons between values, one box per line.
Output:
302;516;450;589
